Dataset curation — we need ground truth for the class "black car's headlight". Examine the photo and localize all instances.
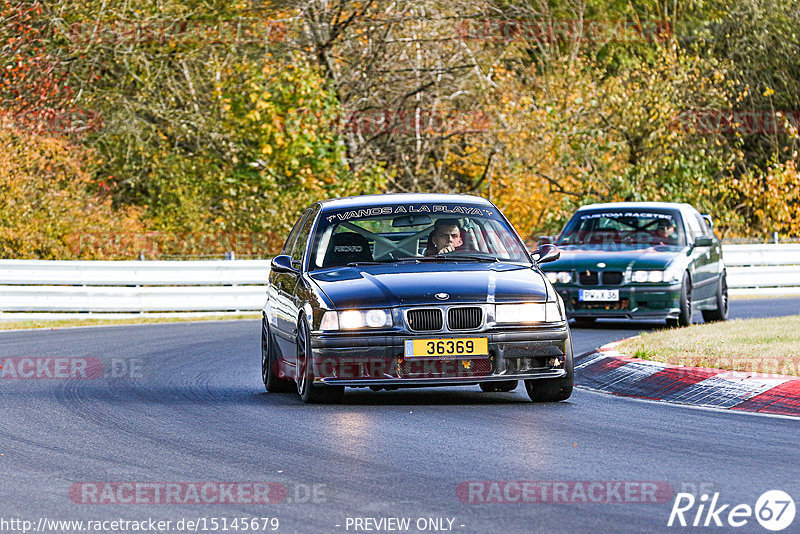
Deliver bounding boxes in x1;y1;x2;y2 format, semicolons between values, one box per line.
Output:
495;302;564;323
545;271;572;284
320;309;393;330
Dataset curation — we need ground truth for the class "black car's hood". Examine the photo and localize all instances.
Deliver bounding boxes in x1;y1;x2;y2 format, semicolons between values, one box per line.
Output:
310;262;548;309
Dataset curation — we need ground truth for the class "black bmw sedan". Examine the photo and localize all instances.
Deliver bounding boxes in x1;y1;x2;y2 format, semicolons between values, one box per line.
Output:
261;193;573;403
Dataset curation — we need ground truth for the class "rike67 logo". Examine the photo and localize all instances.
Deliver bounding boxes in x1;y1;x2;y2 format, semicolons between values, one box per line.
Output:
668;490;795;531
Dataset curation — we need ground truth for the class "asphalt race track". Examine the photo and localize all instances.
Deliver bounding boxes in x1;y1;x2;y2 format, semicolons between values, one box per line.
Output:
1;299;799;534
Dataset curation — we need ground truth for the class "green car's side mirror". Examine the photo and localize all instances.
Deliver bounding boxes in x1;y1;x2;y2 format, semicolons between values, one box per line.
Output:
694;236;714;248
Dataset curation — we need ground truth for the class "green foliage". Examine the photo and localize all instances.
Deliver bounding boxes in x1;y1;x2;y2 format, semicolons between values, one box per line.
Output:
2;0;800;261
219;56;386;238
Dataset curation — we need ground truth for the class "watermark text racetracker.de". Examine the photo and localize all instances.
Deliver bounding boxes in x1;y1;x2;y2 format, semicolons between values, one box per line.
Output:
69;481;326;505
0;357;146;380
0;516;280;533
456;480;674;503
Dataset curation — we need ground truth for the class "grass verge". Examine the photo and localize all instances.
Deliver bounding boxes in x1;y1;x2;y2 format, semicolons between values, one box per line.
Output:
616;315;800;377
0;314;261;331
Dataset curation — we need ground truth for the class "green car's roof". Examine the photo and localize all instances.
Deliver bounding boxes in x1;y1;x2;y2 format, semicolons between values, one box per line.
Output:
575;202;692;212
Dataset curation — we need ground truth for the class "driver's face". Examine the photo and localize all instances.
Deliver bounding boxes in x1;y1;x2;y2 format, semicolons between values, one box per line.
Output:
433;225;461;249
656;225;675;237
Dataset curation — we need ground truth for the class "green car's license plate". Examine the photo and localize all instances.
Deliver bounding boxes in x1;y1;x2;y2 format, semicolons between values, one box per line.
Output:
579;289;619;301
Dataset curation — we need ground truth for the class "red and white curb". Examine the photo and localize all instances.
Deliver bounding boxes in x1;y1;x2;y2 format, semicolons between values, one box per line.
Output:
575;339;800;417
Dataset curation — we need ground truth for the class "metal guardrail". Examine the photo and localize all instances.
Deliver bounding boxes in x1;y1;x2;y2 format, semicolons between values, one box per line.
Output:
723;244;800;296
0;259;270;314
0;244;797;316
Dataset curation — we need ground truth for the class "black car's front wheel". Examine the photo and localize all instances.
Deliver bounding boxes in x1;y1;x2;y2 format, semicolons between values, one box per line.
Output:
262;319;294;393
296;317;344;404
525;336;574;402
479;380;518;393
702;272;728;322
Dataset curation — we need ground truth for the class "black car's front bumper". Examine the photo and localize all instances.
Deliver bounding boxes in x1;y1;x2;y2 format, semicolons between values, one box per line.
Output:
554;283;682;320
309;324;570;386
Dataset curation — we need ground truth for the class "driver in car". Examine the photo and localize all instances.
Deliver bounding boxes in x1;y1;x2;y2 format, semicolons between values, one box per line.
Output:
654;219;679;244
425;218;464;255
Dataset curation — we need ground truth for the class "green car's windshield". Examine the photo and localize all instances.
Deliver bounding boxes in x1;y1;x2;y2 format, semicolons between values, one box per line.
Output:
557;210;686;247
309;203;530;270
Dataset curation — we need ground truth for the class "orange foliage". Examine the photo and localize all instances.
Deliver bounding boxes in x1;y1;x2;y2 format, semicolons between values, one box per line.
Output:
0;123;144;258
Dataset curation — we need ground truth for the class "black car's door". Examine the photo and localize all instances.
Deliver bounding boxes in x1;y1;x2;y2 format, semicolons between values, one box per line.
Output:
271;208;312;358
276;207;319;365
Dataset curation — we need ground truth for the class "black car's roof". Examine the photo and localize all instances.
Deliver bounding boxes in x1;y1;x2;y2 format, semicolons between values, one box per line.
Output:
317;193;492;211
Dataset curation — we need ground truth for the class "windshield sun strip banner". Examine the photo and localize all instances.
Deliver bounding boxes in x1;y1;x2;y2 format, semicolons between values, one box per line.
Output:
322;204;496;224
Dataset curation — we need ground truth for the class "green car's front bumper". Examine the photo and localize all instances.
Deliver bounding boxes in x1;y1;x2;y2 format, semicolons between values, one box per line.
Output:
552;283;682;321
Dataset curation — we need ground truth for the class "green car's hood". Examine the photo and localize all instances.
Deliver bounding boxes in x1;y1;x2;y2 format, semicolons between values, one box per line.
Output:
543;244;688;271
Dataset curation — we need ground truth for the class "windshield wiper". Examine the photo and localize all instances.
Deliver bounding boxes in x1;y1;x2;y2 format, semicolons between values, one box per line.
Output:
416;254;499;262
345;260;392;266
346;255;502;266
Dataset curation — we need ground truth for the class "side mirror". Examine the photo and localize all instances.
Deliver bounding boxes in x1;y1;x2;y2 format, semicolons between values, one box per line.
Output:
271;254;299;274
532;243;560;264
694;236;714;248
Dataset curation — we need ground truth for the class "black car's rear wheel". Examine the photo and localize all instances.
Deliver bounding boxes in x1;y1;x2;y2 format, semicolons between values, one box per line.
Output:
479;380;518;393
296;317;344;404
262;319;294;393
702;272;728;322
525;336;574;402
667;272;692;328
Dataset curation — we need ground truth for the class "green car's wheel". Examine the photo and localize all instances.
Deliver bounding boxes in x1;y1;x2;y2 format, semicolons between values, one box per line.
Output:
667;272;692;328
702;272;728;323
296;317;344;404
479;380;518;393
572;317;596;327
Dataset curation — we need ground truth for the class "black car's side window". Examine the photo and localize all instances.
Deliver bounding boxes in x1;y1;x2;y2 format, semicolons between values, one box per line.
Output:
282;209;312;256
291;207;319;266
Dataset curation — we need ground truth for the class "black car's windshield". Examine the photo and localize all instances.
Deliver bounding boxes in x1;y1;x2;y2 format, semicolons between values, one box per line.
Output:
557;210;686;247
310;203;529;270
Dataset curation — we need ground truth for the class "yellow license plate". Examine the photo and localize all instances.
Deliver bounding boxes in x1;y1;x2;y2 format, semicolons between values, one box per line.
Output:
404;338;488;358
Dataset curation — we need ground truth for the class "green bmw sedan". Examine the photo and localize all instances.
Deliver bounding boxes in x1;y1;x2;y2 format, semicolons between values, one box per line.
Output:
540;202;728;327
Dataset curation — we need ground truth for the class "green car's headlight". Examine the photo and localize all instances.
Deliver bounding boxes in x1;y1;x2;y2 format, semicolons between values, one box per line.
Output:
320;309;393;330
545;271;573;284
495;302;564;323
632;270;664;283
632;267;681;283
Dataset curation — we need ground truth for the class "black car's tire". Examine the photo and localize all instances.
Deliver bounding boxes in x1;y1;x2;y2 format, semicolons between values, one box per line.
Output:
572;317;596;327
702;272;729;323
667;272;692;328
479;380;518;393
525;336;574;402
296;317;344;404
262;319;294;393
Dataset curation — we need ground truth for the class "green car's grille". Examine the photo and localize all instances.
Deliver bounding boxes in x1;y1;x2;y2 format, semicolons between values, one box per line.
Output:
578;270;623;286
